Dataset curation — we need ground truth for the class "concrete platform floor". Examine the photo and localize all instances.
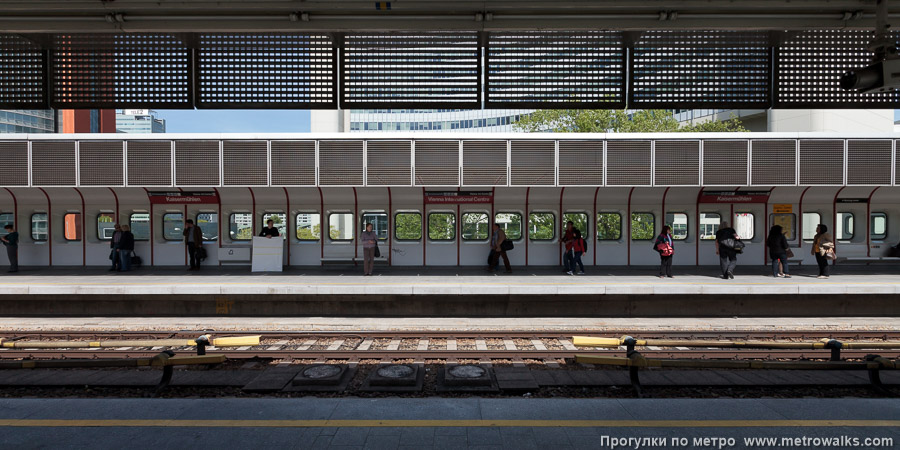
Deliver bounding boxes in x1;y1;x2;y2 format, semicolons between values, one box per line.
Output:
0;398;896;449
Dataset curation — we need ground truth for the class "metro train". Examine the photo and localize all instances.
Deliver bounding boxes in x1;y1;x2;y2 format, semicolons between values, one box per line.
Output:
0;133;898;269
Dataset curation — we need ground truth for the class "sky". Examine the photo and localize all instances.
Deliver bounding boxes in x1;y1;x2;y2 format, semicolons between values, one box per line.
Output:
155;110;311;133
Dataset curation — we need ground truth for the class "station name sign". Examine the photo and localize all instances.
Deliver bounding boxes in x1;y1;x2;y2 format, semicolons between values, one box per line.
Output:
425;191;493;204
837;198;869;204
699;191;770;204
148;191;219;204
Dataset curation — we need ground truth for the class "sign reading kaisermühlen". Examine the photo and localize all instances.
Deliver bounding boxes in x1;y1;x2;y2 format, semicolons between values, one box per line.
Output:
147;191;220;204
424;191;493;204
837;198;870;203
698;191;771;204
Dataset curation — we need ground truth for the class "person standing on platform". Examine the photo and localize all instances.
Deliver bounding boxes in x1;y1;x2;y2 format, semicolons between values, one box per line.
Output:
812;224;834;279
654;225;674;278
109;224;123;272
183;219;203;271
767;225;792;278
360;222;378;276
259;219;280;238
118;224;135;272
1;224;18;273
488;223;512;273
715;221;739;279
561;220;575;273
569;229;586;275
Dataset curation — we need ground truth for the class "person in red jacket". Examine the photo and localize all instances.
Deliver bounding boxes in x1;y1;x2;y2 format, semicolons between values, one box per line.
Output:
568;229;586;275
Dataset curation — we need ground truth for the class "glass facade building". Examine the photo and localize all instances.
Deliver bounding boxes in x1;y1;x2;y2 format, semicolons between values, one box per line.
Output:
349;109;534;132
115;109;166;133
0;110;56;133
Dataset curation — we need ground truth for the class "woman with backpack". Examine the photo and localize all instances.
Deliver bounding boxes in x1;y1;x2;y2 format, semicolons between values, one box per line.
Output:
568;229;586;275
654;225;674;278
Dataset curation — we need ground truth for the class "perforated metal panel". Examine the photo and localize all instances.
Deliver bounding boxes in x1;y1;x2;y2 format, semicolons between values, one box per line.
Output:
31;141;75;186
198;34;336;108
606;141;651;186
270;141;315;186
847;140;891;185
366;141;411;186
799;140;843;185
0;34;46;108
510;141;555;186
319;141;364;186
0;142;28;186
414;141;459;186
558;141;602;186
175;141;220;186
702;140;748;186
341;34;480;108
462;141;508;186
630;31;770;108
127;141;172;186
774;30;900;108
78;141;124;186
223;140;267;186
654;141;700;186
751;140;796;185
486;32;625;108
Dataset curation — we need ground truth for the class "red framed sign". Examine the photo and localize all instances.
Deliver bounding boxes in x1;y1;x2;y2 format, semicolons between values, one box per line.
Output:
147;191;219;204
698;191;770;204
424;191;493;204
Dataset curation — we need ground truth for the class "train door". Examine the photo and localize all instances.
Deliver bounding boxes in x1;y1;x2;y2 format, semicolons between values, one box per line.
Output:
424;205;457;266
733;206;764;266
834;188;877;258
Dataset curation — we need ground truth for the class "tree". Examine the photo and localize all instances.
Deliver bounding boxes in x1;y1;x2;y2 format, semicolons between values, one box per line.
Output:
513;109;747;133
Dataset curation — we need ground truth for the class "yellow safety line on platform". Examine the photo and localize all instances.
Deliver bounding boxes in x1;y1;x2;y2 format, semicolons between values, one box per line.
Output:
0;419;897;428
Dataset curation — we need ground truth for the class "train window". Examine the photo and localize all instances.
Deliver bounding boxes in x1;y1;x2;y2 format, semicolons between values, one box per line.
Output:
871;212;887;240
394;212;422;241
0;213;12;237
361;212;388;240
699;213;721;240
97;213;116;240
197;213;218;241
631;213;655;240
529;212;555;240
162;213;184;241
495;213;522;240
428;212;456;241
836;212;854;240
769;214;796;240
461;212;489;241
230;213;253;241
664;213;688;240
734;212;754;240
328;213;354;240
597;213;622;240
564;212;589;239
129;213;150;241
31;213;48;241
801;212;821;240
64;213;82;241
261;213;286;239
296;213;321;241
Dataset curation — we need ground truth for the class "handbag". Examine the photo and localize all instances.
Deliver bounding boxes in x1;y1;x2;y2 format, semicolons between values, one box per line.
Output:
825;248;837;260
786;248;794;258
374;245;381;258
720;238;745;251
197;246;208;261
656;242;673;257
500;240;514;251
130;251;142;267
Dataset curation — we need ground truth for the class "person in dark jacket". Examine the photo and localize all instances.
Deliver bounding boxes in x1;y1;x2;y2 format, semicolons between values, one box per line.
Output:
259;219;280;238
767;225;791;278
184;219;204;270
117;224;135;272
654;225;674;278
812;224;834;279
714;221;740;279
109;224;123;272
1;224;18;273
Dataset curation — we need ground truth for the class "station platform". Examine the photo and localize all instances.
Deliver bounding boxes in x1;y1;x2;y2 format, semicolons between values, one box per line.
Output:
1;266;899;318
0;398;896;448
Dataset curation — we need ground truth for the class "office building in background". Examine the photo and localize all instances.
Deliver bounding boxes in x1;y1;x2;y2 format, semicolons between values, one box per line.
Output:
0;110;57;133
115;109;166;133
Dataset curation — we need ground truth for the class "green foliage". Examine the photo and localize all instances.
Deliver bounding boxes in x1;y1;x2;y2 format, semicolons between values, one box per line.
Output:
597;213;622;240
462;213;489;240
513;109;748;133
395;213;422;240
563;213;589;238
428;213;455;240
631;213;655;240
296;224;321;240
529;213;555;240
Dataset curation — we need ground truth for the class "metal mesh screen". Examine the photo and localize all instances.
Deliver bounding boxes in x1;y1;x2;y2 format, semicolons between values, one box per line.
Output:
462;141;508;186
751;140;796;185
799;140;843;185
319;141;364;186
606;141;651;186
127;141;172;186
79;141;124;186
558;141;603;186
366;141;411;186
32;141;76;186
774;30;900;108
0;142;28;186
224;140;267;186
341;34;480;108
654;140;700;186
510;140;555;186
51;34;190;108
414;141;459;186
486;32;625;108
175;141;220;186
630;31;770;108
198;34;336;108
847;140;891;185
702;140;748;185
0;35;46;108
270;141;315;186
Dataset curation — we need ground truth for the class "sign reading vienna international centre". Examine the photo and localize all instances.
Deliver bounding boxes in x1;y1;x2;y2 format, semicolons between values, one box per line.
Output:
698;191;770;204
147;191;220;204
424;191;493;204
